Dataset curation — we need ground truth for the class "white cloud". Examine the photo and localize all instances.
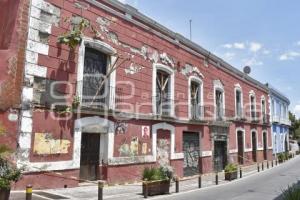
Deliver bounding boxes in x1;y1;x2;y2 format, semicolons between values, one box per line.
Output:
293;105;300;118
243;57;263;66
222;42;264;52
233;43;245;49
222;44;233;49
279;51;300;61
262;49;270;55
296;41;300;46
222;52;235;61
222;42;245;49
249;42;263;52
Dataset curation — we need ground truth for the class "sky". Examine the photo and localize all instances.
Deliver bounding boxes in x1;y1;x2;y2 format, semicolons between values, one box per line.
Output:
118;0;300;118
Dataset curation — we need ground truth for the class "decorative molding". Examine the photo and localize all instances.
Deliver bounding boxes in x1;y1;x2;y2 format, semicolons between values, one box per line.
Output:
229;149;238;154
124;63;144;75
181;64;204;78
244;148;252;152
159;52;175;67
201;151;212;157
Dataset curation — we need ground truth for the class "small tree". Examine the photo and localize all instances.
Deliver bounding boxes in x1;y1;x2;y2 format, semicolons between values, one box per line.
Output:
289;112;300;140
0;122;22;196
0;123;11;159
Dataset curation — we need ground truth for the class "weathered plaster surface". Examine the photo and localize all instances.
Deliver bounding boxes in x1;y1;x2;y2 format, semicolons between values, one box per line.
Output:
33;133;71;155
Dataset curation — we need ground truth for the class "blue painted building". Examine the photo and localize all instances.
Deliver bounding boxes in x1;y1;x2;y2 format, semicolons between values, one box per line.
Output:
268;84;291;154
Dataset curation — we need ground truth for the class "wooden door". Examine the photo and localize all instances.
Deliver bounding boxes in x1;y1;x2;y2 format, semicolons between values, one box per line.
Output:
252;132;257;162
80;133;100;181
263;132;267;160
214;141;227;172
237;131;244;164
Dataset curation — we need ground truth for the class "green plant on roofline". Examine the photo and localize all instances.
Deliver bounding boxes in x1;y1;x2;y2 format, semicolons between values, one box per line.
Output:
57;17;101;50
58;18;90;49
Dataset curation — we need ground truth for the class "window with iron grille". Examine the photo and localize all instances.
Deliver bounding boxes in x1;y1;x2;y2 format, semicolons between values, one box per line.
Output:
82;47;108;108
262;99;266;122
250;95;256;120
156;70;171;116
235;90;242;118
190;81;202;119
215;90;223;120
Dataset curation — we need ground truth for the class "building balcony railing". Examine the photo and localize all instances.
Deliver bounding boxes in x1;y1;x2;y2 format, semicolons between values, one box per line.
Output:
190;103;204;121
77;80;115;111
271;115;291;126
279;118;292;126
262;114;270;124
154;96;174;117
272;115;280;123
203;106;235;121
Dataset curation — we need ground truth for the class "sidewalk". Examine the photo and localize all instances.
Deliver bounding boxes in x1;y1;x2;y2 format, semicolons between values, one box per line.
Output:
10;160;277;200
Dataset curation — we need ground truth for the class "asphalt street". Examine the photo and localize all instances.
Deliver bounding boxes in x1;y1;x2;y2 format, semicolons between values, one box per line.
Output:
153;156;300;200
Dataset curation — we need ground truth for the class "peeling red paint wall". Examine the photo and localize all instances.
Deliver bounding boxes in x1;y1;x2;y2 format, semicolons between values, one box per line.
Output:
0;0;29;152
10;0;273;188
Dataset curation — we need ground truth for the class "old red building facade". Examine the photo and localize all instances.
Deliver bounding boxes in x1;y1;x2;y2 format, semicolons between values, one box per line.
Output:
0;0;272;189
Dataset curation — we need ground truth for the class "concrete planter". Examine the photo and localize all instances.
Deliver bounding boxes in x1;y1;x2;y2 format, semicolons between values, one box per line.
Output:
0;188;10;200
142;180;170;196
225;171;238;181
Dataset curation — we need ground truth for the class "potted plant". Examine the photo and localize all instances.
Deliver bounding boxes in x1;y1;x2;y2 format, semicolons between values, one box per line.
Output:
278;153;285;163
224;163;238;181
0;124;22;200
0;158;22;200
142;166;173;196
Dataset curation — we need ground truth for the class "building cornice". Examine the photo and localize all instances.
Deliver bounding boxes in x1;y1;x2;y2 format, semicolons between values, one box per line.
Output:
86;0;269;92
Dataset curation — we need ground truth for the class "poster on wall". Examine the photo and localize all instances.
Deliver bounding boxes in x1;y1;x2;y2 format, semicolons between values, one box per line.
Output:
142;126;150;138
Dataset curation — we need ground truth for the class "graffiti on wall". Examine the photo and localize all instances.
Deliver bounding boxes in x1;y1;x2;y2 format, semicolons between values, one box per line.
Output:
183;141;199;169
118;137;139;157
142;143;148;155
115;121;128;134
157;139;170;166
33;133;71;155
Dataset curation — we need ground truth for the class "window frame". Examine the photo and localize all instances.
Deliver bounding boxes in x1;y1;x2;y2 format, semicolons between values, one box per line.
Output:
261;96;267;123
249;91;257;121
234;84;243;118
213;80;225;120
152;63;175;117
77;37;117;110
188;76;203;120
